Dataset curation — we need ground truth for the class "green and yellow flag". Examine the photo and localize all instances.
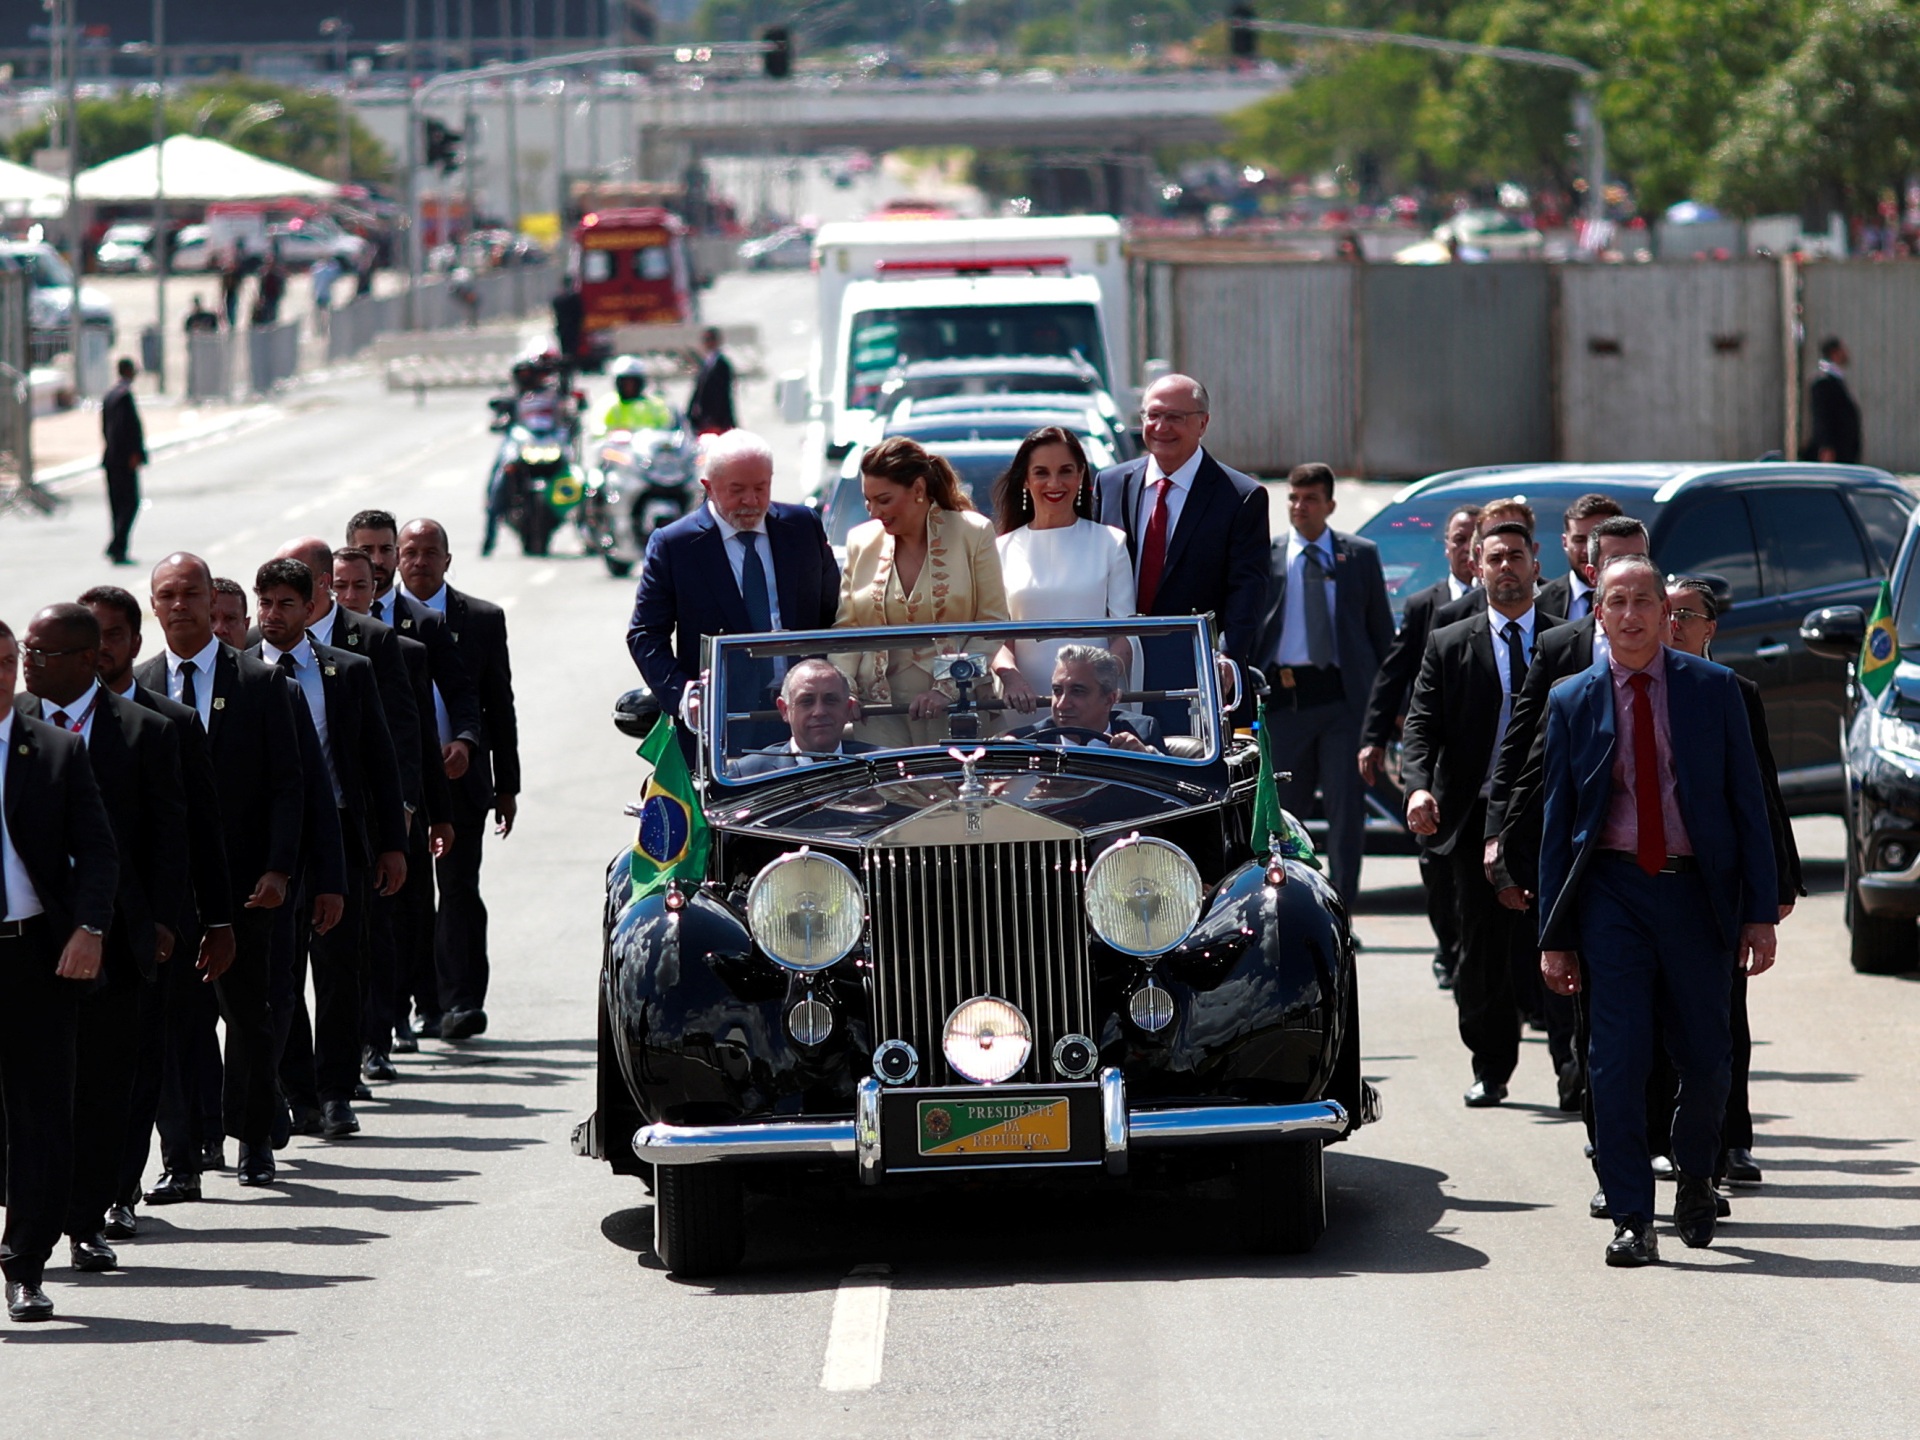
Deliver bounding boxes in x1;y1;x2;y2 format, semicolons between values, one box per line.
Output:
1861;581;1898;700
630;716;710;898
1251;723;1322;870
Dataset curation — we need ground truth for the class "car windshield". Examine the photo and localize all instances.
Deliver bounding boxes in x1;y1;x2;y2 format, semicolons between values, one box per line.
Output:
704;619;1225;783
877;367;1098;415
22;247;73;288
1357;478;1661;614
846;303;1106;408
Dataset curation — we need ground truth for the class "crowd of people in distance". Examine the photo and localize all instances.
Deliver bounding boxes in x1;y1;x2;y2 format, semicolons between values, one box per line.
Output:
628;376;1792;1271
1;512;518;1322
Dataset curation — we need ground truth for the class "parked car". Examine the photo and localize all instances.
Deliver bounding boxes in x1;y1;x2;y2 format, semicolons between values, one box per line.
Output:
737;224;813;270
265;216;370;270
873;355;1106;418
1801;505;1920;973
1358;462;1916;821
892;389;1138;461
0;240;117;351
573;617;1381;1276
168;223;214;272
94;222;158;274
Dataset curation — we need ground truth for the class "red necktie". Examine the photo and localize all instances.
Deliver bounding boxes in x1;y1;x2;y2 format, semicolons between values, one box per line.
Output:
1136;477;1172;613
1629;672;1666;874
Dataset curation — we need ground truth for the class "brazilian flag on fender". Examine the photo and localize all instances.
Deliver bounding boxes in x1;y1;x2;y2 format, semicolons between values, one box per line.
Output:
1250;721;1322;870
1861;581;1898;700
631;715;710;897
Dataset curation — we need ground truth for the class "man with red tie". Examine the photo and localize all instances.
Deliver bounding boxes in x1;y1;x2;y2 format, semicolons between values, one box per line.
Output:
1536;555;1779;1268
1094;374;1269;731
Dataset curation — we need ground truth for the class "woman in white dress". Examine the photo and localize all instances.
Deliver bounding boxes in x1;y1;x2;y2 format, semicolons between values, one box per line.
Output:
988;425;1137;716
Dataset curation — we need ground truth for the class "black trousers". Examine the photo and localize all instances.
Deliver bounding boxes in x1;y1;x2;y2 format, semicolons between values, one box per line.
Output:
147;930;225;1176
155;909;277;1152
65;970;143;1239
105;462;140;560
0;925;84;1288
1419;838;1461;973
396;819;440;1024
435;787;491;1013
274;860;369;1106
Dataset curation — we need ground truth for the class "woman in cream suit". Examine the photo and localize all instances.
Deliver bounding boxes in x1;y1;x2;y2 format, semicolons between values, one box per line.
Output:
835;436;1011;747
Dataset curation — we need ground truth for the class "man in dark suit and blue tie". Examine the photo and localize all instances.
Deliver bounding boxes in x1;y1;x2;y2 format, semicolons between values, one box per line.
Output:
1537;555;1778;1267
1254;463;1394;911
1095;374;1270;723
627;430;840;749
1534;493;1622;625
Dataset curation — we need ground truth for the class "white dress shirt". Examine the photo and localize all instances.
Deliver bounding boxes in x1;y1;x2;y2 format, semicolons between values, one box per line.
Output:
708;502;784;630
1448;574;1472;603
164;636;222;731
1484;605;1537;794
1273;527;1340;667
39;680;103;745
1131;447;1206;583
1566;574;1594;621
262;637;344;807
0;710;46;921
785;739;845;764
310;601;340;648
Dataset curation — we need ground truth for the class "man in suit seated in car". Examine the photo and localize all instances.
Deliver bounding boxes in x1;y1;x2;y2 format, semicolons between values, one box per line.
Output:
1008;646;1164;752
732;660;877;775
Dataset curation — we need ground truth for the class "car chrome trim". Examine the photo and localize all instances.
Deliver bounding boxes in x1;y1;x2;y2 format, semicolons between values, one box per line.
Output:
1100;1067;1128;1175
1127;1099;1350;1146
856;1077;883;1185
633;1117;858;1165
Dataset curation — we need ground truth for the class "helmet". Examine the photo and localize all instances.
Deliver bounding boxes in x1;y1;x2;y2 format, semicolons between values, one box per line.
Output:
608;355;648;381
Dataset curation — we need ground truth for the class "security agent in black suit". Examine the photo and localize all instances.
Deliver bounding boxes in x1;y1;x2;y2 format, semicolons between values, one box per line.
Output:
1534;493;1625;626
101;357;148;565
0;620;120;1323
1402;522;1573;1107
1801;336;1862;464
398;518;520;1041
686;325;737;433
1360;501;1482;987
1095;373;1270;727
79;584;233;1238
255;559;408;1140
134;553;305;1194
1252;464;1394;912
17;606;190;1276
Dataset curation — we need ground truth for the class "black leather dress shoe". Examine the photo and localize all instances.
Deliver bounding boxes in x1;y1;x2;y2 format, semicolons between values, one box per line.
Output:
237;1145;276;1187
101;1203;138;1241
391;1026;420;1055
70;1234;118;1272
362;1048;398;1083
1590;1188;1610;1220
1674;1171;1719;1248
1556;1061;1585;1113
1723;1147;1763;1185
200;1140;226;1171
1463;1079;1508;1108
1605;1218;1660;1267
270;1102;292;1151
440;1008;487;1041
1650;1153;1676;1179
1715;1188;1732;1219
6;1281;54;1322
321;1100;361;1138
1432;954;1456;990
415;1012;443;1039
289;1105;325;1137
353;1081;374;1101
144;1170;201;1205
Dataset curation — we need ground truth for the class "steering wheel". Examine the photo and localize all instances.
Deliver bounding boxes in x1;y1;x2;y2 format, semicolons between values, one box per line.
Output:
1029;724;1110;745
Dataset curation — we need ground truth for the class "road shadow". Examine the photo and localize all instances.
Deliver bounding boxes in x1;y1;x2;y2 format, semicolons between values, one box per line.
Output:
367;1096;567;1122
1350;883;1432;917
128;1218;389;1248
314;1134;546;1153
1750;1070;1861;1085
1;1316;295;1345
380;1069;578;1089
602;1151;1525;1291
52;1265;373;1292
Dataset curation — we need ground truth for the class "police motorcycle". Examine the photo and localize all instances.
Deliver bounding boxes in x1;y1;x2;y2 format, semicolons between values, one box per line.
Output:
579;355;702;579
484;349;587;559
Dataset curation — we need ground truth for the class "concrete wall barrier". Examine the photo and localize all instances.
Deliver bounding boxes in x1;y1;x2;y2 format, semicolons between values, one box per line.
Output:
185;332;231;401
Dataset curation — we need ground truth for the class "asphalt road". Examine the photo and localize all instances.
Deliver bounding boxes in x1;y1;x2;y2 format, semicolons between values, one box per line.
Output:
4;274;1920;1438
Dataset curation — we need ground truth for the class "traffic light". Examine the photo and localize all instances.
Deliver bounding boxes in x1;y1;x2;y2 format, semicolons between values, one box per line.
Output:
1228;4;1257;59
424;117;463;175
762;26;792;79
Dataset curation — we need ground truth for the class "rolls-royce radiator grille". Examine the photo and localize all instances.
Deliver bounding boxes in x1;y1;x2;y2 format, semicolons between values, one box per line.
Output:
865;840;1091;1086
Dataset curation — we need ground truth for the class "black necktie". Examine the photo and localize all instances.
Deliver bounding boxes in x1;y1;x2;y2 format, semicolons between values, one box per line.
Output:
276;652;299;680
50;710;70;731
738;531;772;632
371;597;385;623
1502;620;1529;696
179;658;198;712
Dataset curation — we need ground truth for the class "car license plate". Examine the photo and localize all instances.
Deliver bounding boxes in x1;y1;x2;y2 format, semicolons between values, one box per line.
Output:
916;1096;1070;1157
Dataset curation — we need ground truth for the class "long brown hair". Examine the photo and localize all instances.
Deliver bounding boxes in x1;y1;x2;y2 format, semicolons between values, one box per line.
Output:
859;435;972;513
991;425;1095;535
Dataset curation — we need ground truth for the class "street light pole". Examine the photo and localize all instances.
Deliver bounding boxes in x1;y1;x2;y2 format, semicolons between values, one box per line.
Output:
151;0;166;394
64;0;83;396
1243;18;1607;228
320;19;353;185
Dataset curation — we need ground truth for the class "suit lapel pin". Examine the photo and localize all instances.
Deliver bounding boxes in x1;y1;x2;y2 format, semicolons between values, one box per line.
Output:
324;665;337;678
348;633;360;646
16;744;25;756
213;697;226;711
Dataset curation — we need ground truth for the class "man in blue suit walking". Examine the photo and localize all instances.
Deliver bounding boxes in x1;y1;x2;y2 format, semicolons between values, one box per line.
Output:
1537;555;1778;1267
626;430;840;754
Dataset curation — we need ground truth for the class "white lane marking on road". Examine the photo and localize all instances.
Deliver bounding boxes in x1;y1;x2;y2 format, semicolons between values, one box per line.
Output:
820;1263;892;1392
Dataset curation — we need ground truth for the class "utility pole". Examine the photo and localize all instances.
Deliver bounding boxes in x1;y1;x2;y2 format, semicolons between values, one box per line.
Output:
554;73;568;231
151;0;166;393
462;0;478;234
404;0;422;327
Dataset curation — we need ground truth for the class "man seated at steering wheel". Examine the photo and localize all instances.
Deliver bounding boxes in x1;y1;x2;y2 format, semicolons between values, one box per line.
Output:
1007;645;1164;752
733;659;879;775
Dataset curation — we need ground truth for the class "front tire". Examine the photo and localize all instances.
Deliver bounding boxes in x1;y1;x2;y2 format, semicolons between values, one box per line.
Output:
653;1164;745;1277
1847;837;1918;974
603;553;635;579
519;499;554;557
1235;1140;1326;1255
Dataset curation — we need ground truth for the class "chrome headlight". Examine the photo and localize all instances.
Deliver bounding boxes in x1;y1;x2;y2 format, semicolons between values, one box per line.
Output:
1872;706;1920;764
1086;836;1203;956
647;445;690;483
747;851;864;972
943;996;1032;1084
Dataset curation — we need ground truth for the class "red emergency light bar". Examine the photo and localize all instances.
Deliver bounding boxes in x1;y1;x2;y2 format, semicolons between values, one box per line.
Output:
872;256;1071;276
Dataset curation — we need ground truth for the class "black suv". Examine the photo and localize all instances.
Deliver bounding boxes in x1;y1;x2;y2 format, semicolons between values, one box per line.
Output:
1803;506;1920;973
1358;462;1914;824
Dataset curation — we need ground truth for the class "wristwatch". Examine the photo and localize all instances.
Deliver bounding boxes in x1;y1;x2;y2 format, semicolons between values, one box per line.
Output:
80;924;105;937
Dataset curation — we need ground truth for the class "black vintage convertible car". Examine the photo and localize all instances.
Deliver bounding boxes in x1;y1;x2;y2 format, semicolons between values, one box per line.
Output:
572;618;1381;1276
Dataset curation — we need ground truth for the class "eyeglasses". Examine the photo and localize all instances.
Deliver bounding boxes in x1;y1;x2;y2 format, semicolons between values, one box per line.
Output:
22;645;87;662
1670;609;1713;624
1140;408;1205;424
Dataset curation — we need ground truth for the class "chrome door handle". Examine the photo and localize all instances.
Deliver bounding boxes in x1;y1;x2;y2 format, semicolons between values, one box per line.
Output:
1756;642;1790;659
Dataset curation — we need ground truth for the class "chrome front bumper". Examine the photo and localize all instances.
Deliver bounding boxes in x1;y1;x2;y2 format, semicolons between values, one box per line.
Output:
630;1069;1368;1181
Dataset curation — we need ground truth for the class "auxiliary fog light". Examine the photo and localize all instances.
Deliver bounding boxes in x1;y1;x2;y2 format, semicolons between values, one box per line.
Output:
1086;836;1203;956
943;997;1032;1085
748;851;863;972
1129;981;1175;1034
1052;1033;1098;1080
873;1039;919;1085
787;997;833;1046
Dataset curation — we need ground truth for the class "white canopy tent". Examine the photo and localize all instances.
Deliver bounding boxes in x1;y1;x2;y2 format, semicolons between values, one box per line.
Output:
0;156;68;218
74;135;338;204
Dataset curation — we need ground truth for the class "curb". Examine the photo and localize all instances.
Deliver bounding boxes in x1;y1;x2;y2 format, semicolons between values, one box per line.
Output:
32;404;282;492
